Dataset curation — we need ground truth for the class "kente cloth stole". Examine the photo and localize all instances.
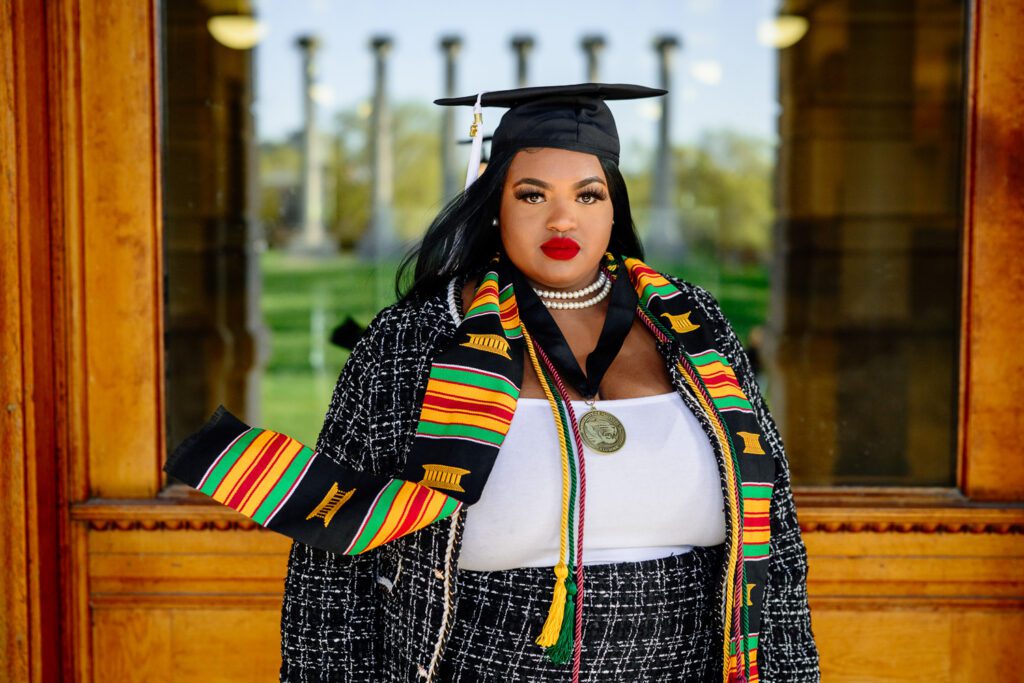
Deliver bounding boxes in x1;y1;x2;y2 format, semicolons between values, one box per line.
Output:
163;253;774;683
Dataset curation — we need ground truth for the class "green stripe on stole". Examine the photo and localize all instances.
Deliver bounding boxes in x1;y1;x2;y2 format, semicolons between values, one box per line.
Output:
429;365;518;396
347;479;405;554
199;427;263;495
415;420;506;445
251;444;315;524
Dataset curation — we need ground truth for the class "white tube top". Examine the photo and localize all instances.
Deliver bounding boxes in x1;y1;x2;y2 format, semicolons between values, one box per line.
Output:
458;392;727;571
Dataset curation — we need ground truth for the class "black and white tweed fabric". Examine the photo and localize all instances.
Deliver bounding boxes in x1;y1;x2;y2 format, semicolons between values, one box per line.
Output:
278;272;820;682
439;544;725;682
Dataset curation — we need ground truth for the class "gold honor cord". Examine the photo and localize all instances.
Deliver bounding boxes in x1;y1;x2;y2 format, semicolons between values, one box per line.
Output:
522;325;576;648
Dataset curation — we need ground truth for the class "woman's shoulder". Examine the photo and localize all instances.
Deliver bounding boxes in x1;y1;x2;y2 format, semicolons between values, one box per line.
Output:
353;276;463;360
658;271;726;319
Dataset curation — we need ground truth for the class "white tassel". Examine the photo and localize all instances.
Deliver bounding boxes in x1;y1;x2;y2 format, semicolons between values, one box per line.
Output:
464;92;485;189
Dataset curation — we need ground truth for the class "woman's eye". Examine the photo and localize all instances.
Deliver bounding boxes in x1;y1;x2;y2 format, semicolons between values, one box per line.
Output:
516;191;544;203
578;191;604;204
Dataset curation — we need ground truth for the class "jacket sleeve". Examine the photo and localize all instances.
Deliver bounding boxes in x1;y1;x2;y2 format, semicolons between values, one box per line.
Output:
279;316;387;682
689;283;821;681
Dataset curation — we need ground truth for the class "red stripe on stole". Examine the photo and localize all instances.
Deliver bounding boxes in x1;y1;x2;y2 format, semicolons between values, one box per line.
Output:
374;483;421;547
422;393;514;422
388;486;433;543
236;443;294;513
226;432;288;509
631;263;659;278
428;384;513;407
699;372;740;387
222;431;283;505
499;299;520;322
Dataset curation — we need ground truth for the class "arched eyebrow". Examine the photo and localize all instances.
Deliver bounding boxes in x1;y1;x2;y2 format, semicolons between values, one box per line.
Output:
513;176;606;189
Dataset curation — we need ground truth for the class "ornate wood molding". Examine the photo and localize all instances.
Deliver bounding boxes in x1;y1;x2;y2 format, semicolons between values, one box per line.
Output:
74;494;1024;534
74;500;259;531
800;519;1023;535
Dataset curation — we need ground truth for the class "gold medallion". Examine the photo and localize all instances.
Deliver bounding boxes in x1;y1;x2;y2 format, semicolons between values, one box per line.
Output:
578;408;626;454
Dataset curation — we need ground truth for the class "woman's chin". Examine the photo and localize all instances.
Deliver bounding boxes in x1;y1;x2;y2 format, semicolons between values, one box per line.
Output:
523;263;601;292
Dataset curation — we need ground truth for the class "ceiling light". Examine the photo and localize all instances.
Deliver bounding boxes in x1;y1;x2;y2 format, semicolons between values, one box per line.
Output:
208;15;267;50
757;16;809;49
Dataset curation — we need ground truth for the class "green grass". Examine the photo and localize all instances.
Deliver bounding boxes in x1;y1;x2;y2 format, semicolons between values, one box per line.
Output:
258;251;400;443
258;249;769;445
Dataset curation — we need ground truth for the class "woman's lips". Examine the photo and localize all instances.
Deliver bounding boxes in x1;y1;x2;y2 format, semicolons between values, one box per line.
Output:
540;237;580;260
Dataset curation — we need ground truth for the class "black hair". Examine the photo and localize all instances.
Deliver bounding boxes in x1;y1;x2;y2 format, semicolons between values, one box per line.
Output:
395;149;645;303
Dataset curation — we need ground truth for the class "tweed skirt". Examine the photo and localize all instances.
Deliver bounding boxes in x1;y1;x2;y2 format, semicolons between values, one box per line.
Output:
438;543;726;682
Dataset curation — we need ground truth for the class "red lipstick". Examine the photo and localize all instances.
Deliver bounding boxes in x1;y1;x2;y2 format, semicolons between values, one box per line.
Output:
540;237;580;260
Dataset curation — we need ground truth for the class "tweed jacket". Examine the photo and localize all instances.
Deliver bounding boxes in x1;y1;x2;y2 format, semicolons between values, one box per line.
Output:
279;273;820;682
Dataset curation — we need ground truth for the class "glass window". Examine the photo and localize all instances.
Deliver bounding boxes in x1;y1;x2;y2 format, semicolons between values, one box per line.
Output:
161;0;966;486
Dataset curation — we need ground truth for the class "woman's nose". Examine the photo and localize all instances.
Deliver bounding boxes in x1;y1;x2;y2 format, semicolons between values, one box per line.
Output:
546;197;577;232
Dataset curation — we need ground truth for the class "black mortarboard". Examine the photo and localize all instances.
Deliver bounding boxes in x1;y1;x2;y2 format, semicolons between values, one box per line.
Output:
435;83;666;187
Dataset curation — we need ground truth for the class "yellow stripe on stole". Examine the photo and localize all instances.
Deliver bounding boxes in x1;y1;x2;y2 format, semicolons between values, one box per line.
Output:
418;406;510;433
704;384;747;400
630;267;670;289
238;436;304;517
695;361;742;381
364;481;418;551
427;379;518;410
468;281;500;310
498;296;521;330
744;530;772;544
412;490;448;534
212;429;278;503
728;649;759;682
744;499;770;514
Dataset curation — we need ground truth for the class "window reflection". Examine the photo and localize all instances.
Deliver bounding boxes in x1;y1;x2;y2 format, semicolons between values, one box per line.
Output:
161;0;966;487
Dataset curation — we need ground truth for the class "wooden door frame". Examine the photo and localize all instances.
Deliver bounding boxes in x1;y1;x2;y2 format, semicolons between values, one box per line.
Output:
1;0;1022;680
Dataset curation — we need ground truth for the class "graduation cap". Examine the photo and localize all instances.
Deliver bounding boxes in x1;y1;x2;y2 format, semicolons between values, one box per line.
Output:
435;83;666;188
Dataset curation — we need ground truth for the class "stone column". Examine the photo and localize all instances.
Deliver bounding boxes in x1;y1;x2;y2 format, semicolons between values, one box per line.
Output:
649;35;683;257
440;35;462;201
359;35;398;257
581;35;605;82
295;35;330;251
510;35;535;87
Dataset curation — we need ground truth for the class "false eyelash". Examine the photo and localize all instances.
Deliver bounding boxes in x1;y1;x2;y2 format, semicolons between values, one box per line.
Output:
513;189;544;201
512;187;609;201
578;187;608;201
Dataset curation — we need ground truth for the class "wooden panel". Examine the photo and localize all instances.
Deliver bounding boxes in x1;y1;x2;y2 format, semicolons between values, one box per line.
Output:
813;607;1024;682
76;0;163;497
0;2;30;679
805;530;1024;601
960;0;1024;499
170;610;281;681
81;516;1024;683
92;610;172;683
3;0;67;681
949;610;1023;681
91;607;281;682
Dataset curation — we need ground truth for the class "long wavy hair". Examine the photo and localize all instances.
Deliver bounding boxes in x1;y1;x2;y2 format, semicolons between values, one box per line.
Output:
394;148;645;303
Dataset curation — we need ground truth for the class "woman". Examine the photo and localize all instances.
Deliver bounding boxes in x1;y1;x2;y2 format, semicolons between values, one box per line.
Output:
166;84;819;682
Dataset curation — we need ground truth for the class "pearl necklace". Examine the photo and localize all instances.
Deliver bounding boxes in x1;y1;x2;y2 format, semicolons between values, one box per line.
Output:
533;273;613;310
533;272;608;300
